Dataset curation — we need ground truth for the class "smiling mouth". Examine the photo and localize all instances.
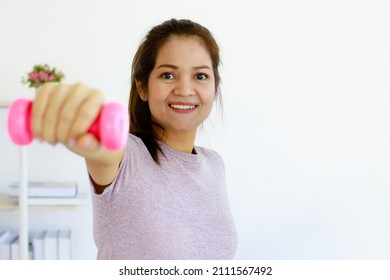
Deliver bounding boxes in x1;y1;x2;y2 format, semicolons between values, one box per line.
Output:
169;104;197;110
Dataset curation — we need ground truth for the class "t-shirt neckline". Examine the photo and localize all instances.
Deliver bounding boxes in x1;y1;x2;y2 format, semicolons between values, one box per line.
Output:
157;140;201;164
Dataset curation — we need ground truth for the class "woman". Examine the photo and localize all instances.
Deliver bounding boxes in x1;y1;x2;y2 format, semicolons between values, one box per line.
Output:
31;18;237;259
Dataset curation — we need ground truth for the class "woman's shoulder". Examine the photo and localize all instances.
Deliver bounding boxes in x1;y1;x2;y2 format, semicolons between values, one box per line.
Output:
126;133;151;153
122;133;151;165
127;133;143;146
195;145;224;163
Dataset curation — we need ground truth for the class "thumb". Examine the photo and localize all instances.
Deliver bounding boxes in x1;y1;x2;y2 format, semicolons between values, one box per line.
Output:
66;134;101;154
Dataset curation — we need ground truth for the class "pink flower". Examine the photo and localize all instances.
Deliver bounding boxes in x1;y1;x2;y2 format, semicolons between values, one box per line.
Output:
39;71;49;82
47;74;55;81
22;64;64;88
28;71;40;82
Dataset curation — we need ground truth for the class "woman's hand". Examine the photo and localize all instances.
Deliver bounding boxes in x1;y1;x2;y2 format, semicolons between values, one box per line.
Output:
31;82;104;154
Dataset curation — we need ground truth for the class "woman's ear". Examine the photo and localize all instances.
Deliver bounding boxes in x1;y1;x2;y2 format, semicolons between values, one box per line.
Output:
136;80;148;101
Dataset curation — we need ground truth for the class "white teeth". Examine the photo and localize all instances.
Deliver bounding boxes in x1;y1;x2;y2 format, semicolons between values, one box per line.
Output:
170;104;196;110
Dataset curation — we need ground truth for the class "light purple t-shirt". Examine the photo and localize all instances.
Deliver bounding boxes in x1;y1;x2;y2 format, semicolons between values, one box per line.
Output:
90;133;237;259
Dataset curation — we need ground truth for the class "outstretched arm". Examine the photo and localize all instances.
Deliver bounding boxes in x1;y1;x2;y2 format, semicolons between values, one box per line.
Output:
31;82;125;193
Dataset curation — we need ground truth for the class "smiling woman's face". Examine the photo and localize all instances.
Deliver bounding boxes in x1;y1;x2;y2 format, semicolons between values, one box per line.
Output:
144;35;216;138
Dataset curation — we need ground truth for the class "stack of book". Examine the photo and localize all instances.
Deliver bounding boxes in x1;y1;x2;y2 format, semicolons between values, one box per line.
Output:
32;230;72;260
0;229;72;260
8;182;78;198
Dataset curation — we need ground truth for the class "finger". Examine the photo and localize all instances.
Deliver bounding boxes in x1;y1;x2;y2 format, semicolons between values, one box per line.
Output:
56;84;98;143
31;83;55;139
41;84;69;144
66;134;101;154
67;90;104;141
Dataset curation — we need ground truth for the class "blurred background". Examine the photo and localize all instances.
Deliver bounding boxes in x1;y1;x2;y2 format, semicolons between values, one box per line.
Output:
0;0;389;259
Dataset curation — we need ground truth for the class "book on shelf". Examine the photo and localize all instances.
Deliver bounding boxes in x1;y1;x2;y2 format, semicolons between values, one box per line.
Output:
0;230;11;259
58;230;71;260
32;230;72;260
8;181;78;198
32;231;45;260
11;237;19;260
43;230;58;260
0;230;18;260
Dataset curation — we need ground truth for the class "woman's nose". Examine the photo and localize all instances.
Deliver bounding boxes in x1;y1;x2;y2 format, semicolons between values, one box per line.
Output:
173;78;195;97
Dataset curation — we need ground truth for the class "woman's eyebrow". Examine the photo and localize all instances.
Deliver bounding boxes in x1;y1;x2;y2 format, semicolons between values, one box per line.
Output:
156;64;211;70
193;65;211;70
156;64;179;70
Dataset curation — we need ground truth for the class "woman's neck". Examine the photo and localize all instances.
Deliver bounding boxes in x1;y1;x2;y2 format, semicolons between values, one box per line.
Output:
158;129;197;154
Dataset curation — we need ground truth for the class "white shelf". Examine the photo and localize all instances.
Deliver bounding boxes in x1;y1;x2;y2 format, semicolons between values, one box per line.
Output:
1;108;87;259
0;101;11;108
0;192;89;210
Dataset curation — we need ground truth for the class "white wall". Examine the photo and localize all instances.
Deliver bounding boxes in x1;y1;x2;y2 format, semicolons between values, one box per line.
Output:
1;0;389;259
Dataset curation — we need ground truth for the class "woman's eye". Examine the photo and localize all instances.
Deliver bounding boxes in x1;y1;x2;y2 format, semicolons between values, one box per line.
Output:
161;72;175;80
196;73;208;80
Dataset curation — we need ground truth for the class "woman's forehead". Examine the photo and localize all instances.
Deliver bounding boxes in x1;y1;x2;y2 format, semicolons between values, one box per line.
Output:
155;35;212;67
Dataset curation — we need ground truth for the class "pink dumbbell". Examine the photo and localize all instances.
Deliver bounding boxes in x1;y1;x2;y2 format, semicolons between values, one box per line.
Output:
7;98;129;150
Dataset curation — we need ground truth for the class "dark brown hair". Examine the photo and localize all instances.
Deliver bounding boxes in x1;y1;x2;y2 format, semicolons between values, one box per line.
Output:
129;18;222;163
